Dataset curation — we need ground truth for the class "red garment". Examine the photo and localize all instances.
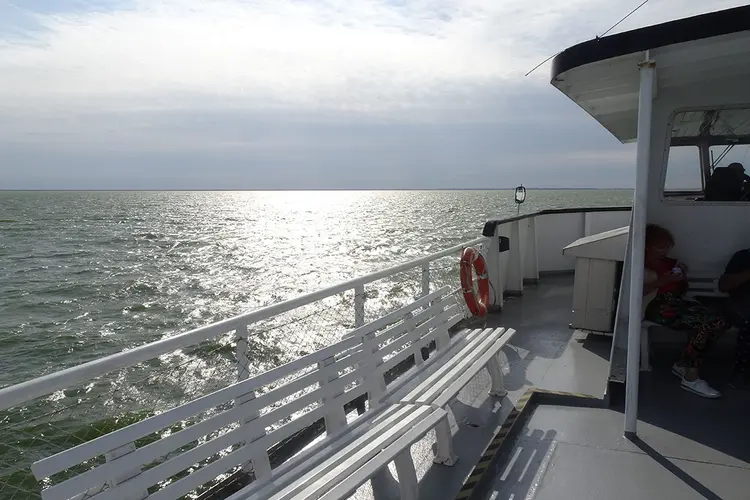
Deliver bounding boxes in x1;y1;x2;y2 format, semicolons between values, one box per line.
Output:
648;257;686;295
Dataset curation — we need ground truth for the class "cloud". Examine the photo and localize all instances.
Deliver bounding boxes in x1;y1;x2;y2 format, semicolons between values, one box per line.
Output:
0;0;585;115
0;0;747;188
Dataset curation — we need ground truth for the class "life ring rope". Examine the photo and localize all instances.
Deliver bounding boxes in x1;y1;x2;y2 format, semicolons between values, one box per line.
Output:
459;246;490;317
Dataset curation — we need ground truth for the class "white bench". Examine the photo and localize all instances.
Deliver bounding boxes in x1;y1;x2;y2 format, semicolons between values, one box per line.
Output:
348;286;516;467
641;272;729;371
30;333;446;500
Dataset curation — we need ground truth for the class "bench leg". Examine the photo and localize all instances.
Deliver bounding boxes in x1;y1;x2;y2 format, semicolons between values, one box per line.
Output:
394;448;419;500
487;355;507;397
433;415;458;466
640;325;651;372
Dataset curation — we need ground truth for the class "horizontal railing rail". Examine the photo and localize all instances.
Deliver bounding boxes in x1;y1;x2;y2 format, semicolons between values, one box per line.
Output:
0;236;488;412
482;205;631;236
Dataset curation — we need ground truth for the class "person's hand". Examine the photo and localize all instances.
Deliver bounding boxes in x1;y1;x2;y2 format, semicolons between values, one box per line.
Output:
677;261;688;274
664;271;686;283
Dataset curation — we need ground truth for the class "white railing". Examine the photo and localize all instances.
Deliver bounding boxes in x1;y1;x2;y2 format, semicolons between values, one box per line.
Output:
0;236;486;413
0;206;631;500
0;234;487;500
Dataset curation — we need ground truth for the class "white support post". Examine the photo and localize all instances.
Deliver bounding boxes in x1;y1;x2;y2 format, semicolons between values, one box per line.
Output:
421;263;430;297
486;229;506;308
365;332;387;406
105;442;147;500
523;217;539;284
318;356;348;431
505;221;524;294
625;55;656;438
394;448;419;500
433;415;457;466
236;325;250;382
235;325;272;475
354;284;365;328
487;355;507;398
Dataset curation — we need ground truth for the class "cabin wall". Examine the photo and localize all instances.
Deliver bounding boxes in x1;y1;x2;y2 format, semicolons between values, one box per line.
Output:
646;78;750;274
613;77;750;350
534;211;631;272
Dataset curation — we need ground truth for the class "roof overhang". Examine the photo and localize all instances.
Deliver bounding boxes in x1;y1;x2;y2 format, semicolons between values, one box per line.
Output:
550;6;750;143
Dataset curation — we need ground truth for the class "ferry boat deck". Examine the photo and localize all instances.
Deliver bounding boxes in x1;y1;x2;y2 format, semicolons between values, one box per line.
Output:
4;5;750;500
351;274;750;500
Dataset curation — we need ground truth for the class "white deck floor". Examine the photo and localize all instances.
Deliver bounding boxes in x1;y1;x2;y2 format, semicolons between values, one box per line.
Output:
344;274;750;500
345;274;613;499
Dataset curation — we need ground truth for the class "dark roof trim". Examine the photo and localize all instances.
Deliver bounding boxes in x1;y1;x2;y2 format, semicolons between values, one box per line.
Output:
551;6;750;81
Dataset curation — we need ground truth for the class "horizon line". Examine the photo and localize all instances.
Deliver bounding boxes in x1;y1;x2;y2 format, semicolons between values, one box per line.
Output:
0;187;635;192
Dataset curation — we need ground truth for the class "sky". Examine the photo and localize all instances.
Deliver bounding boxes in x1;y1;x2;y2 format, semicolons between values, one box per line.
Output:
0;0;746;190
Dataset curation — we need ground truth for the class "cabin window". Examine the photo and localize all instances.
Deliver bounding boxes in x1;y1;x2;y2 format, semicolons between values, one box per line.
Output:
665;108;750;202
710;144;750;171
663;145;703;196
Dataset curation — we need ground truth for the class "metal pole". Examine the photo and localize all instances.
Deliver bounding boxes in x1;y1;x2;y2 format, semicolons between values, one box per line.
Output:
625;55;656;437
421;263;430;297
354;284;366;328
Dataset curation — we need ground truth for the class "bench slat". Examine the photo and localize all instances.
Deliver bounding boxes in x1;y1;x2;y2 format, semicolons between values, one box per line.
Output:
33;334;364;480
392;328;495;404
375;309;462;379
40;352;369;499
408;328;502;405
344;286;452;341
374;303;459;359
40;346;368;498
246;403;416;499
267;405;439;500
227;404;406;500
432;329;516;407
68;381;372;500
380;328;483;403
371;293;455;348
317;407;446;500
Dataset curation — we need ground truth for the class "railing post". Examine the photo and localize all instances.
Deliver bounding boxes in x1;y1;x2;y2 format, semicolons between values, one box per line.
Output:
234;325;271;476
354;284;365;328
505;221;524;295
488;225;508;309
236;325;250;382
421;263;430;297
523;217;540;284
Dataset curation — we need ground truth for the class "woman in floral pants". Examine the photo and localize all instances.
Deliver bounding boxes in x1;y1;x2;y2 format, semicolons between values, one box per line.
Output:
643;223;730;398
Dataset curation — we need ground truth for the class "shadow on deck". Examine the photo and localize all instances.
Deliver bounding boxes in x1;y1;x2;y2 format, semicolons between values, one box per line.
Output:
350;274;617;499
481;278;750;500
349;274;750;500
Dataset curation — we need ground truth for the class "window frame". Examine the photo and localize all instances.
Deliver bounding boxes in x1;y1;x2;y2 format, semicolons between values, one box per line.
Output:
661;105;750;205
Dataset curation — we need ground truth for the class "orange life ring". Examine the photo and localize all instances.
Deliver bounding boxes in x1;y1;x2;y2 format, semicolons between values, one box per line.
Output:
460;247;490;317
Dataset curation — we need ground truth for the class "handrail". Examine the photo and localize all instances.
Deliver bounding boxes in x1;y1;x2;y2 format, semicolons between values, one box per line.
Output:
0;235;488;411
482;205;631;236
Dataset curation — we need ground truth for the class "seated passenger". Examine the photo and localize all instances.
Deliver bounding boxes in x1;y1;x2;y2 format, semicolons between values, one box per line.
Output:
704;162;749;201
718;248;750;389
643;223;730;398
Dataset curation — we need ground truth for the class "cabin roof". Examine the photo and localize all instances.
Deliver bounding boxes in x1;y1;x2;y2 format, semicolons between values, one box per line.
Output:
550;6;750;143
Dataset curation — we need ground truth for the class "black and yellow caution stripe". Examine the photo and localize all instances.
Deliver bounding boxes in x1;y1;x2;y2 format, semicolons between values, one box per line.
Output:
455;388;602;500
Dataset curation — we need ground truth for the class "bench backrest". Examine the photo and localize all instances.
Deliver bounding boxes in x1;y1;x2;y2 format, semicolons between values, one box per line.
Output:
32;334;369;500
353;286;463;404
687;271;728;298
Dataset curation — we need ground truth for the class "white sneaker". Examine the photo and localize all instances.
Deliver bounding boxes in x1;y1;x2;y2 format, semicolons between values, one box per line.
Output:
681;377;721;398
672;363;687;379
